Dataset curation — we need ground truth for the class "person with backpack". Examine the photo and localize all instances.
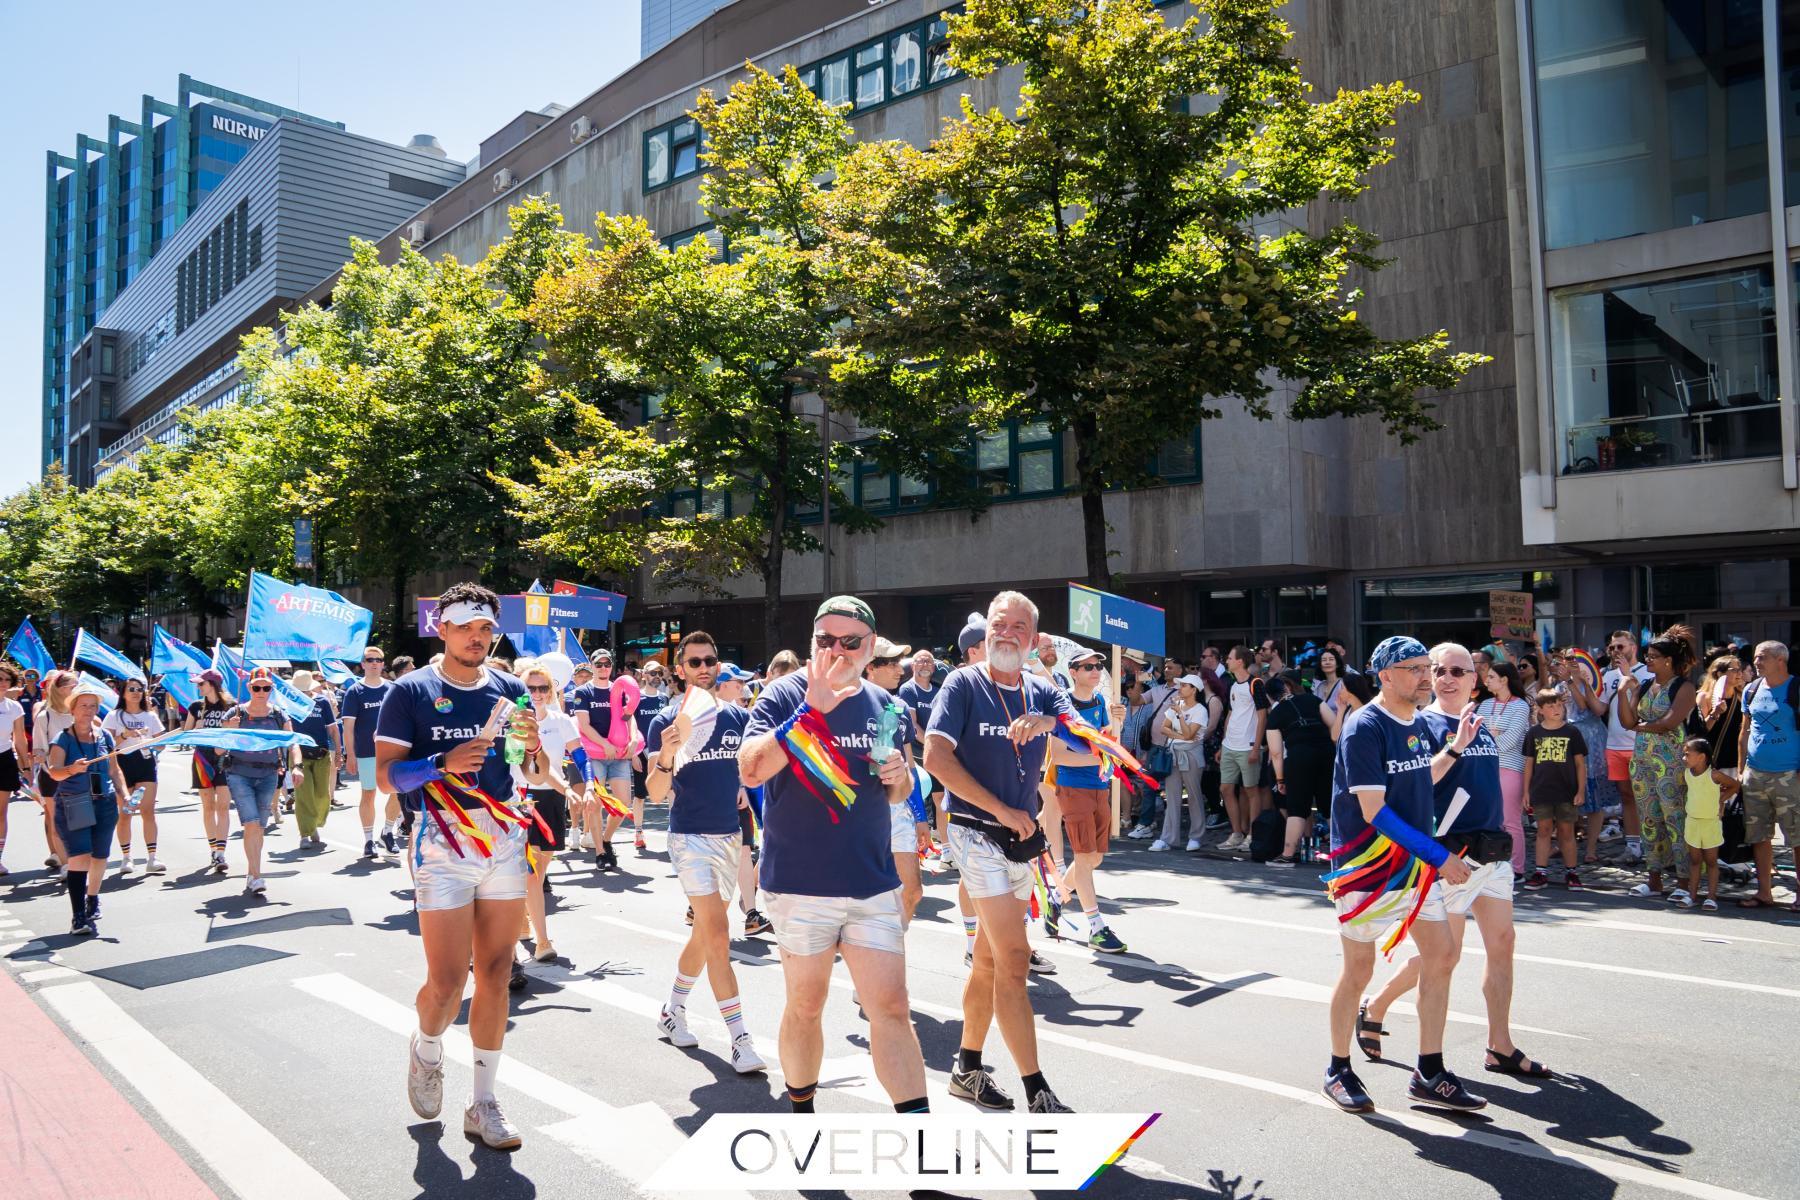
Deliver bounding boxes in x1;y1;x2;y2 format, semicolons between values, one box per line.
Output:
1736;640;1798;911
1264;672;1333;865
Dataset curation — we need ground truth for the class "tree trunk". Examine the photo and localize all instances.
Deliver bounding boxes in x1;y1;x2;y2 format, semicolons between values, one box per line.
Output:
391;571;410;651
1072;414;1113;591
761;383;795;661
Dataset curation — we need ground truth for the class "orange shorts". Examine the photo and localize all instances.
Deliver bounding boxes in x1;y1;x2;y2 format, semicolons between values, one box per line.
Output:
1605;748;1633;784
1054;786;1112;854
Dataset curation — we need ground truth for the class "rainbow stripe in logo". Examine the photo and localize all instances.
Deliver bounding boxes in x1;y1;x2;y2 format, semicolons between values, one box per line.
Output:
1078;1113;1161;1190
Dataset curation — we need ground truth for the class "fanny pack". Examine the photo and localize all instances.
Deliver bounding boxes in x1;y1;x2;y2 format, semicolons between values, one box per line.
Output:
1438;827;1512;866
950;812;1046;864
300;744;331;761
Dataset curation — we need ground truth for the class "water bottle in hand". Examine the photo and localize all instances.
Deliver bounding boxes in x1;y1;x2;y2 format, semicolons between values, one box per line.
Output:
504;696;531;766
871;702;903;763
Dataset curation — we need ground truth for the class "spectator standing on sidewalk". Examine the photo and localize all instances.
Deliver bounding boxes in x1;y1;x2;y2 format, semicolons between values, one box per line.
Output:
1476;662;1532;876
1150;676;1208;852
1736;641;1798;911
1620;634;1699;902
1590;632;1654;863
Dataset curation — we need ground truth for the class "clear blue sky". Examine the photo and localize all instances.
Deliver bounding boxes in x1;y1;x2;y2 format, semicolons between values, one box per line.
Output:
0;0;642;497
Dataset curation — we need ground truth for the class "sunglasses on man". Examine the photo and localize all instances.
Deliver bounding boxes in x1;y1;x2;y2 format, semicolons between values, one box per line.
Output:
684;655;719;669
813;632;867;651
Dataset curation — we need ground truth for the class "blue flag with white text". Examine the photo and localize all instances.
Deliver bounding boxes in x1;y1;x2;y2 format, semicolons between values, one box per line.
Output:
142;727;317;754
5;617;55;676
72;628;146;684
78;672;120;716
243;571;372;662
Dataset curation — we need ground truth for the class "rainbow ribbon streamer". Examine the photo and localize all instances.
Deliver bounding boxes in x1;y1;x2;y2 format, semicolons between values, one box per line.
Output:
1321;824;1444;958
589;785;632;820
779;708;857;819
1028;853;1053;923
1055;716;1160;796
420;774;549;862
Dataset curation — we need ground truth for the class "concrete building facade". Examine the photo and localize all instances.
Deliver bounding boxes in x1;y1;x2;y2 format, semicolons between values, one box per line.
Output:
314;0;1799;665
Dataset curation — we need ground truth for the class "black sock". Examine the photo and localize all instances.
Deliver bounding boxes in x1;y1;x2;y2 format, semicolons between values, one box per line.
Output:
1020;1071;1049;1104
1418;1052;1445;1078
1328;1055;1352;1076
787;1083;816;1114
894;1096;929;1114
66;875;87;922
956;1048;983;1075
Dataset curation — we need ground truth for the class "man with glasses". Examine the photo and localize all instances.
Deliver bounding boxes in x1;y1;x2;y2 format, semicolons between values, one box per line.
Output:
739;596;926;1117
1323;636;1479;1115
571;649;637;869
341;646;398;859
925;591;1083;1114
1045;646;1129;953
647;632;767;1074
1585;630;1652;863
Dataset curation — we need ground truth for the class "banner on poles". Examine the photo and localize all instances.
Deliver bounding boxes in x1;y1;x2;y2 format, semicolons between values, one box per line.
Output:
552;580;625;625
243;571;371;662
72;628;147;683
5;617;55;676
1067;584;1165;658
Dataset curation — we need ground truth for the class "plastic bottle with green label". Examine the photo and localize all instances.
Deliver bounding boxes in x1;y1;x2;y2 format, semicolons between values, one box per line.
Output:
504;695;531;765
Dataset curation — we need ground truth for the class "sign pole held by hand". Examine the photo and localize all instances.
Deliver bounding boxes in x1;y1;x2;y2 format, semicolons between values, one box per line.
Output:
1069;582;1165;840
1110;643;1123;837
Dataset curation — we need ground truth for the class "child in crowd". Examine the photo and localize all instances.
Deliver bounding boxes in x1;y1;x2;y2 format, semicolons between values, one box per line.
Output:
1522;689;1587;889
1679;737;1739;912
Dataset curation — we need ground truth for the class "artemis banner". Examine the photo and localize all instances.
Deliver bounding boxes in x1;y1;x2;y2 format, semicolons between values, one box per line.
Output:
243;571;372;662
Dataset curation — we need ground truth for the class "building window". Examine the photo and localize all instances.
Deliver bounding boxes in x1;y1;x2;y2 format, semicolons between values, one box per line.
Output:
819;57;852;108
644;118;705;192
1531;0;1768;249
854;43;887;108
1155;427;1202;481
1552;265;1779;474
891;30;922;95
794;8;965;116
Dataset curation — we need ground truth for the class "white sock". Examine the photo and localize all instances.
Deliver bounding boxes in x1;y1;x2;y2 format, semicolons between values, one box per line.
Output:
472;1045;501;1104
363;825;376;843
414;1028;443;1066
1079;908;1097;934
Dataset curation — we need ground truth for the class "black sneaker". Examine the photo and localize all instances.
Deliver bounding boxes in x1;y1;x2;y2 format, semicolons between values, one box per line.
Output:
1027;949;1057;975
363;840;379;860
742;909;771;936
381;830;400;856
947;1059;1015;1111
508;958;528;992
70;917;95;937
1322;1066;1374;1113
1408;1068;1487;1112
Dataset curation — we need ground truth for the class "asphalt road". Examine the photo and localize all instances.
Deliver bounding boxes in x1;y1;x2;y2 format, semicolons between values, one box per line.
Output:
3;755;1797;1200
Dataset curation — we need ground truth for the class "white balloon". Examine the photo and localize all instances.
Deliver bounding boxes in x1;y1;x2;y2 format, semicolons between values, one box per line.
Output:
536;651;576;689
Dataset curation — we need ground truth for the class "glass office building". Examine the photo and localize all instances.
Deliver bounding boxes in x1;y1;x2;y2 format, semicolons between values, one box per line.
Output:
41;76;338;472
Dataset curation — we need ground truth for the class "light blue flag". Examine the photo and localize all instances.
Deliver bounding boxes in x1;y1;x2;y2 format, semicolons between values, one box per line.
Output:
243;571;372;662
72;628;146;684
161;669;199;711
318;659;356;686
141;727;317;754
77;672;119;716
5;617;55;676
268;672;315;723
151;624;212;677
212;641;251;704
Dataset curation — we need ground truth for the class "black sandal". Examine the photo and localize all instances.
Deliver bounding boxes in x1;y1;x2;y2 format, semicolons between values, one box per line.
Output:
1356;1002;1387;1062
1484;1047;1552;1078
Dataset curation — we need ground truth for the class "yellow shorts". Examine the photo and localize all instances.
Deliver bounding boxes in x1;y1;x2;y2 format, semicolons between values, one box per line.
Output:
1683;816;1723;851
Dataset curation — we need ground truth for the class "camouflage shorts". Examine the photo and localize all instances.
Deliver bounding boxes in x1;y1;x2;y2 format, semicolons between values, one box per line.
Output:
1741;768;1800;845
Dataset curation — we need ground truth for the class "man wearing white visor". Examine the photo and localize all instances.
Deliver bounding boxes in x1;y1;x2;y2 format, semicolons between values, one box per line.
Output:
377;582;549;1150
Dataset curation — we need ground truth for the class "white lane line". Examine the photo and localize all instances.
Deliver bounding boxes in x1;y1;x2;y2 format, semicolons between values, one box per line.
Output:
898;911;1583;1040
1156;909;1800;999
19;966;78;983
43;981;351;1200
293;972;748;1198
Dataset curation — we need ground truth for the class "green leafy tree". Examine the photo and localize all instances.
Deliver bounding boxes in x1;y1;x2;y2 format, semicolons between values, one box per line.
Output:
0;472;78;648
833;0;1488;588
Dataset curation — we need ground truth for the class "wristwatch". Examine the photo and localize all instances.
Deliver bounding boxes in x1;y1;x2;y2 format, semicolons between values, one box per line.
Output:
432;751;448;772
1445;746;1463;760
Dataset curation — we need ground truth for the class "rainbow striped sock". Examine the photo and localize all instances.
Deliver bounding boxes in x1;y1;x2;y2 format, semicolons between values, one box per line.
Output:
668;970;697;1013
718;995;747;1040
962;914;978;952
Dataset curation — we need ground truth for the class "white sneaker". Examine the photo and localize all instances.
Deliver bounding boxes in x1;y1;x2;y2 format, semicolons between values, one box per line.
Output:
1223;832;1247;851
731;1033;767;1074
463;1097;522;1149
1149;839;1171;851
145;857;166;876
1184;838;1202;852
407;1032;444;1119
118;858;136;875
658;1005;699;1048
247;876;267;895
1128;826;1152;840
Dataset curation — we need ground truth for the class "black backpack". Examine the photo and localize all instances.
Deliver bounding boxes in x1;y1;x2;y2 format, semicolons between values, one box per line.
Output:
1248;808;1285;862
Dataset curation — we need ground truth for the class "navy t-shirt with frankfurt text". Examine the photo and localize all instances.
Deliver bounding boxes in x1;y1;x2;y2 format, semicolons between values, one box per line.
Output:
647;704;747;835
374;665;525;810
927;664;1076;820
1330;700;1437;858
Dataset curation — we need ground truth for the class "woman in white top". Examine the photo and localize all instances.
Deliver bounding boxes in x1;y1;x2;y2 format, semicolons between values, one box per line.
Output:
103;679;166;876
0;665;28;876
31;670;81;872
1151;676;1210;852
1311;648;1348;716
517;663;579;962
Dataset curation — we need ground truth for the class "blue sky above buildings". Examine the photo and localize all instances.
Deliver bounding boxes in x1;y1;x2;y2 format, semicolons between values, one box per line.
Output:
0;0;642;495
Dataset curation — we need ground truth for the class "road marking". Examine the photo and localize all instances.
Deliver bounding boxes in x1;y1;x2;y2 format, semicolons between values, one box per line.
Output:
19;966;77;983
293;971;748;1198
43;981;351;1200
1155;909;1800;999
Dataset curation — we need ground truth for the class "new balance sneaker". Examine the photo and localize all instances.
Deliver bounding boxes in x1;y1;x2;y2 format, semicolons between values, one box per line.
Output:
1027;949;1057;975
948;1059;1015;1110
1027;1087;1074;1114
731;1033;767;1074
658;1005;699;1048
1408;1068;1487;1112
1322;1066;1374;1114
407;1032;445;1118
742;908;771;936
1089;926;1128;954
381;830;400;856
464;1098;522;1150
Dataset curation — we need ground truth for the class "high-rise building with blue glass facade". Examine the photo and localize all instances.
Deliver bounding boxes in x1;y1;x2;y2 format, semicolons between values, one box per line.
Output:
41;75;339;472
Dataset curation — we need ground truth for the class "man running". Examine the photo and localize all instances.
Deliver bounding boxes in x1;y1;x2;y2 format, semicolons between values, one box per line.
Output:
342;646;399;859
739;596;927;1117
1045;646;1128;953
925;591;1082;1114
379;583;548;1150
1323;636;1480;1115
647;632;766;1073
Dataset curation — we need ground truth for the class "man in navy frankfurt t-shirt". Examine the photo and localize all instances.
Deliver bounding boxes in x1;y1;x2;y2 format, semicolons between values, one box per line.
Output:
1323;635;1479;1118
340;646;397;857
740;595;923;1119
